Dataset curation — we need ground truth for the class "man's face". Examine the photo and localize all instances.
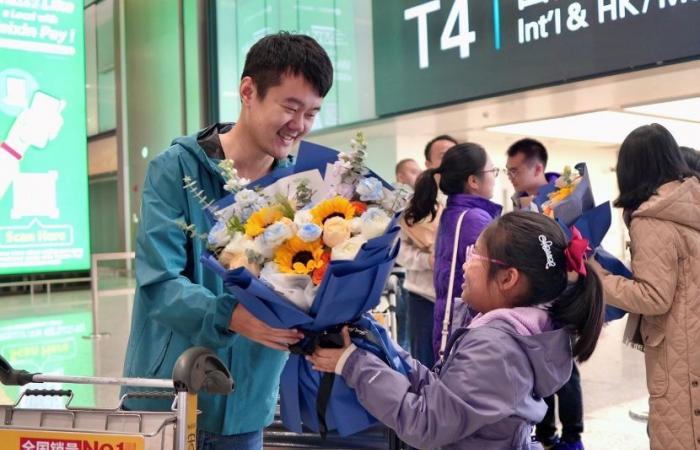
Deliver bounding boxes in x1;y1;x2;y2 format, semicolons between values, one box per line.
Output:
243;72;323;160
396;160;422;188
425;139;455;169
506;152;542;194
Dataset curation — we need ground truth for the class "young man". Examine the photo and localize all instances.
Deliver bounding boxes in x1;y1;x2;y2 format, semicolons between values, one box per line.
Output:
506;138;559;211
505;138;584;450
424;134;457;170
395;158;422;188
121;33;333;450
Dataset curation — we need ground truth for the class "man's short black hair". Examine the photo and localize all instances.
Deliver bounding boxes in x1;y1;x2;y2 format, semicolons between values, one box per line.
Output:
424;135;458;162
241;32;333;99
507;138;548;168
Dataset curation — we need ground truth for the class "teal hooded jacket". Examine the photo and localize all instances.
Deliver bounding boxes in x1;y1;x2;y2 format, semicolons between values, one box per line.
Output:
121;125;292;435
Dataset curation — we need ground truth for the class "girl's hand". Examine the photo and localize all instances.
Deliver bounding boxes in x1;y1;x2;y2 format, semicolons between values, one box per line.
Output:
307;326;352;373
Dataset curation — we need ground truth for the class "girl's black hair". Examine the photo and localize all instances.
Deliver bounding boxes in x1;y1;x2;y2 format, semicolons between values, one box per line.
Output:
480;211;604;362
404;142;488;226
614;124;697;213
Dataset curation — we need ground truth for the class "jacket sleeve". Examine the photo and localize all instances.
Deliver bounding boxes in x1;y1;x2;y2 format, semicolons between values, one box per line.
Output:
395;231;431;271
391;340;439;392
597;217;679;316
342;330;521;449
136;154;238;348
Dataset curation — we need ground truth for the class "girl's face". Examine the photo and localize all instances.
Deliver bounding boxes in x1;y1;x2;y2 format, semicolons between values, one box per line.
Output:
467;158;497;199
461;236;523;313
462;237;502;313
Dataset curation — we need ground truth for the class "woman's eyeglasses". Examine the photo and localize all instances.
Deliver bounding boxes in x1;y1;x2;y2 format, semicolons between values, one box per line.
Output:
478;167;500;177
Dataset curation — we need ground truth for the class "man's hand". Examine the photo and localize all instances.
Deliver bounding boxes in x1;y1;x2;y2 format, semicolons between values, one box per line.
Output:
229;303;303;351
307;326;352;373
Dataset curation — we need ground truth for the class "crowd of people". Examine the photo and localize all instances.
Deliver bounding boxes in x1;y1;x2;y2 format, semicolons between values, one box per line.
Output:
121;31;700;450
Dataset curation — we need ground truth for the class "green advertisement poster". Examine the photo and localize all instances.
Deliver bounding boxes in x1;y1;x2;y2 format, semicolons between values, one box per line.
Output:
0;311;95;407
0;0;91;275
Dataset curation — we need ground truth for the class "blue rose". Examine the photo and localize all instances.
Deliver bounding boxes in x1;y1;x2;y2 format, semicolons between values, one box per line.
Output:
356;177;384;202
298;223;322;242
208;220;230;247
261;221;294;249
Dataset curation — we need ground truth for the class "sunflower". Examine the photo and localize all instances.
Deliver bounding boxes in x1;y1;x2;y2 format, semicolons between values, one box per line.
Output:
244;206;284;238
274;237;326;275
311;196;356;226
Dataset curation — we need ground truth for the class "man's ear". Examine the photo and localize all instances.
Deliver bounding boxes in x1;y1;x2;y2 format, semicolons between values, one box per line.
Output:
534;162;545;177
239;76;256;107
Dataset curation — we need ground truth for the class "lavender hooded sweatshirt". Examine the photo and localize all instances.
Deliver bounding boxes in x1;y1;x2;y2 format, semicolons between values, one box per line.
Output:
340;307;573;449
432;194;502;356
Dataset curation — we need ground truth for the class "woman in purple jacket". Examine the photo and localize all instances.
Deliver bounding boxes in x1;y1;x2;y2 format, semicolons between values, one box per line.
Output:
404;142;502;359
309;212;605;449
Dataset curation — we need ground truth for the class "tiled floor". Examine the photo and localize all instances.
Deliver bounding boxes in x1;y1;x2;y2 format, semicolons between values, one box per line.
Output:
0;279;649;449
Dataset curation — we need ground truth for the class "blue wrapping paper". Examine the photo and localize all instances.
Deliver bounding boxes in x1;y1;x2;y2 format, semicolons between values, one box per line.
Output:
201;140;410;436
533;164;632;321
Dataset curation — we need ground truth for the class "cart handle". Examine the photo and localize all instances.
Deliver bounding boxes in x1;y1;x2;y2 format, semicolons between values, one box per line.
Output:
0;354;34;386
1;347;233;395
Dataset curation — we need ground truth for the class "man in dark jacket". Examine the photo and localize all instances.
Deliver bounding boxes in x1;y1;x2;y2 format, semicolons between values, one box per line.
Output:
505;138;584;450
506;138;559;211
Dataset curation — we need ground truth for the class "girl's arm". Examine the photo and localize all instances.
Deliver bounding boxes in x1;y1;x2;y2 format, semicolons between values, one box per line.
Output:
312;328;524;449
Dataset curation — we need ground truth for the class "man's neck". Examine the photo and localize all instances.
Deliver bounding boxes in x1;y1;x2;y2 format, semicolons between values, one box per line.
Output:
525;176;549;196
220;122;275;181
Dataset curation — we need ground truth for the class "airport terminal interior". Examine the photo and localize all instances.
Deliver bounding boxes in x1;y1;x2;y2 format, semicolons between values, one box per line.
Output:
1;1;700;449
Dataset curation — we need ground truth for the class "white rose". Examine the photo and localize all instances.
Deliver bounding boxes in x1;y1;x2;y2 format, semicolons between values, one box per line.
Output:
331;236;367;261
349;217;363;235
223;232;253;253
360;207;391;240
294;209;314;227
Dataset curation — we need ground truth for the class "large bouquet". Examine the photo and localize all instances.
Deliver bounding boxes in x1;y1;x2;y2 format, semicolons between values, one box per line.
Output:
533;163;630;321
200;134;412;436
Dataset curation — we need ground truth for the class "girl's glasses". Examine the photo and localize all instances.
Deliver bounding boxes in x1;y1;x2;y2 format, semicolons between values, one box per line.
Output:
467;249;508;267
478;167;500;177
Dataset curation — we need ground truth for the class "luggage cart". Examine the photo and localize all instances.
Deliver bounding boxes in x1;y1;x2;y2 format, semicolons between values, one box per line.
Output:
0;347;233;450
372;271;402;342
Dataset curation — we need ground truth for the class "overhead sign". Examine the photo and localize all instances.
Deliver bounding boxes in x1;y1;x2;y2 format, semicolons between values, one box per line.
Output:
0;0;90;275
373;0;700;116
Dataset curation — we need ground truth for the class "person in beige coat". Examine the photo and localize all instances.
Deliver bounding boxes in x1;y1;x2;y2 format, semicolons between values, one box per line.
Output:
593;124;700;450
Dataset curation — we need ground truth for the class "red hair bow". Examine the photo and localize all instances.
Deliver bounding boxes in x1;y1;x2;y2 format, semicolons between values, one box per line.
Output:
564;226;589;278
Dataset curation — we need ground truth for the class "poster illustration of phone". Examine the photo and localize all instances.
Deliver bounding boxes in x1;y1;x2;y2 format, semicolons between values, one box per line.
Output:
0;1;90;276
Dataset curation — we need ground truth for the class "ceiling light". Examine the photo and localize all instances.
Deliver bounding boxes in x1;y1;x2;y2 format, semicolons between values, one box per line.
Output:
486;111;700;148
625;97;700;122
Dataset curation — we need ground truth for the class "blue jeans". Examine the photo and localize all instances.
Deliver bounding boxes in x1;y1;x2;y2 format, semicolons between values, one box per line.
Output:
395;277;411;351
197;430;262;450
407;291;435;368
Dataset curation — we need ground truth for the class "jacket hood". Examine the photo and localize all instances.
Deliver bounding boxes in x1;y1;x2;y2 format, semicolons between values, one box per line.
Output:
471;308;572;398
171;124;229;181
171;123;295;185
633;177;700;232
